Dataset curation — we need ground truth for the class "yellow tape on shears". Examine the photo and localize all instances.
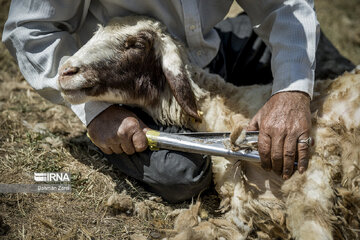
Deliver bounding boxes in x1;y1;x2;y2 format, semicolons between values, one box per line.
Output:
146;130;160;151
87;130;161;151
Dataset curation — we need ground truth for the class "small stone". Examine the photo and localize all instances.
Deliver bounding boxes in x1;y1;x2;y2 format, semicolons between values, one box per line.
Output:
149;231;161;239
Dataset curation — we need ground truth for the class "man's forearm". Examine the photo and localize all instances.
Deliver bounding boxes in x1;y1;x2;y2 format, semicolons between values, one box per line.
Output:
237;0;320;98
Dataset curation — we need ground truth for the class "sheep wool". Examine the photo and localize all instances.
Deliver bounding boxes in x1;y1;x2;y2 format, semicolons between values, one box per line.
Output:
58;16;360;239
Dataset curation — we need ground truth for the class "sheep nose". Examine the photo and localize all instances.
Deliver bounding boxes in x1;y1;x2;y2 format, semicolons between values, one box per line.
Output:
60;66;79;76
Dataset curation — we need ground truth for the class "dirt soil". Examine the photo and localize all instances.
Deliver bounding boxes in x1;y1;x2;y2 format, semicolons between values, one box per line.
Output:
0;0;359;239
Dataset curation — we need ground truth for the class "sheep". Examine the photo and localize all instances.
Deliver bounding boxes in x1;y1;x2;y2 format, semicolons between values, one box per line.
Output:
58;16;360;239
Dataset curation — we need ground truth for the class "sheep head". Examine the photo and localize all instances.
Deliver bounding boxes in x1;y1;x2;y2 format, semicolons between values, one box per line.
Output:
58;16;201;121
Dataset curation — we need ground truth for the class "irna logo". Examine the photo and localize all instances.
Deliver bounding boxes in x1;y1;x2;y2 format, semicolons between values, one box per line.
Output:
34;172;71;182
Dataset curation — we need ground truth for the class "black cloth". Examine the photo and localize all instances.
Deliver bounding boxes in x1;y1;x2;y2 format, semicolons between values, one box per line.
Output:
209;13;273;86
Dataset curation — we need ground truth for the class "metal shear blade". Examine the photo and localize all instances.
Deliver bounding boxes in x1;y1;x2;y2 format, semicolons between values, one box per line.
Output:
146;130;260;163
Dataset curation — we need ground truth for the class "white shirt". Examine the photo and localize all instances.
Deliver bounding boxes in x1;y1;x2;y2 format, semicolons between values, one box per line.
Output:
2;0;320;126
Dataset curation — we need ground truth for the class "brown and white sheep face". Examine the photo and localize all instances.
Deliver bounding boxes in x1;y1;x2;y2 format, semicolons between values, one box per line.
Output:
58;16;201;120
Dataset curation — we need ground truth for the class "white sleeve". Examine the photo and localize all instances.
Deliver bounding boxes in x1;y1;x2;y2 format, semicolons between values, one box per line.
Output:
237;0;320;98
2;0;112;125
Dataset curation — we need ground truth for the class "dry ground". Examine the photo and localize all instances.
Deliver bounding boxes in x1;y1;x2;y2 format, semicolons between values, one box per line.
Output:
0;0;359;239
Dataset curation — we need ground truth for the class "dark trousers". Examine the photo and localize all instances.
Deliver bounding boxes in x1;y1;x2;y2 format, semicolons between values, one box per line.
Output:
103;14;354;203
105;110;212;203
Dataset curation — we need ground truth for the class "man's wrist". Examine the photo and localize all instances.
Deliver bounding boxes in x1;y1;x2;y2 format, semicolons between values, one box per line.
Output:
272;90;311;100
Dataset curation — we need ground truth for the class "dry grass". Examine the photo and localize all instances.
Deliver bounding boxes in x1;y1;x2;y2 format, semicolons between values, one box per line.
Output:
315;0;360;64
0;0;359;239
0;1;221;239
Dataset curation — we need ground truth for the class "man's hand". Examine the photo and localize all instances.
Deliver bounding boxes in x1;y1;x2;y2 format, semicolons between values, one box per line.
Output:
247;91;311;179
87;105;150;155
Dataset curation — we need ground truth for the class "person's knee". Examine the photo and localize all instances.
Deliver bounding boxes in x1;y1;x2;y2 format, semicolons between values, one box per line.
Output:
103;149;212;203
147;171;212;203
145;151;212;203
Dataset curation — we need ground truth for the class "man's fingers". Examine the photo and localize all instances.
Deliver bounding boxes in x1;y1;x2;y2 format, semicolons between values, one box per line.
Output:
271;135;285;175
247;114;260;131
282;135;297;179
297;133;310;173
258;132;271;170
99;146;113;155
132;131;148;152
119;137;135;155
110;144;123;154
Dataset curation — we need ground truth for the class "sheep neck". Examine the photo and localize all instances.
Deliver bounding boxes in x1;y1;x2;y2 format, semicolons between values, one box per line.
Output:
147;67;272;132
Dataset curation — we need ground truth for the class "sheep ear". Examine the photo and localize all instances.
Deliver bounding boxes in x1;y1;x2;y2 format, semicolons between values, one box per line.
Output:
163;68;201;121
159;39;201;121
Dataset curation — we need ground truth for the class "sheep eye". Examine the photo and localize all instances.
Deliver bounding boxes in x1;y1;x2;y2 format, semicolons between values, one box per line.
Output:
135;42;146;49
125;36;149;50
